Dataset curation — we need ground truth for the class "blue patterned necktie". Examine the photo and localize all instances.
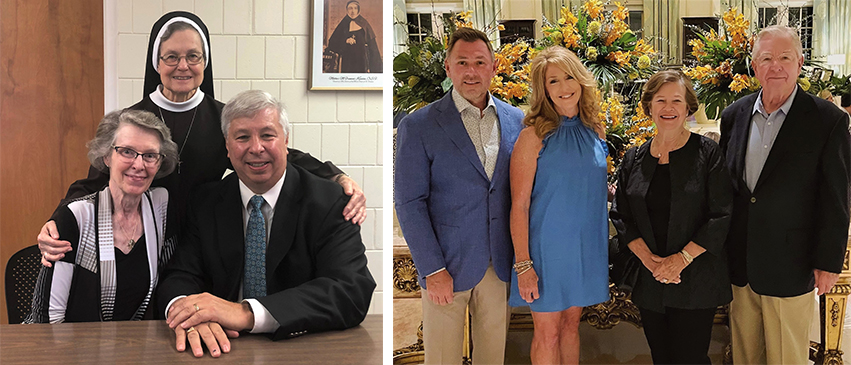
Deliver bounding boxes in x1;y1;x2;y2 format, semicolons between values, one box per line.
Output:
244;195;267;298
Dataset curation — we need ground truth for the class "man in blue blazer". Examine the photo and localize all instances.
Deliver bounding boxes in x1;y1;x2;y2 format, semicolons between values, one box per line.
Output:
719;26;850;364
395;27;524;365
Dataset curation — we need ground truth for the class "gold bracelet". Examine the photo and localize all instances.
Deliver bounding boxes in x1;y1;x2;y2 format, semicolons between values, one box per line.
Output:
680;250;694;265
517;266;533;276
513;259;532;270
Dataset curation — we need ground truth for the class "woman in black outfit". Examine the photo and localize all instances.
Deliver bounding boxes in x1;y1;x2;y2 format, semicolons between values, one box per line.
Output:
609;70;733;364
37;12;366;276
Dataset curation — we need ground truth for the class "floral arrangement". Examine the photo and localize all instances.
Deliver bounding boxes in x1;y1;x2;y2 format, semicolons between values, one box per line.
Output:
683;8;760;119
538;1;661;91
598;92;655;177
393;36;450;114
490;41;532;105
393;11;526;113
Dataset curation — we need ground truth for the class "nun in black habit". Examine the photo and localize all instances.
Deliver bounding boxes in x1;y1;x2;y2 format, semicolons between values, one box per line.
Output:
37;11;368;274
326;0;382;73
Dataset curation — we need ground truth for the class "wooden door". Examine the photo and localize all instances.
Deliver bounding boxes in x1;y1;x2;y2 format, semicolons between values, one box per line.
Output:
0;0;104;324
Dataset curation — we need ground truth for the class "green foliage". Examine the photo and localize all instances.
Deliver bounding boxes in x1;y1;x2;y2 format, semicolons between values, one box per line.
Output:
393;37;449;114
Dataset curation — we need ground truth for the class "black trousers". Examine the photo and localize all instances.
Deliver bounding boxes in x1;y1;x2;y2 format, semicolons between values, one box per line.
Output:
638;306;717;365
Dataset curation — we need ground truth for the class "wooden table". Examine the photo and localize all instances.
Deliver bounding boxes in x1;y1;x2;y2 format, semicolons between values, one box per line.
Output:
0;315;382;364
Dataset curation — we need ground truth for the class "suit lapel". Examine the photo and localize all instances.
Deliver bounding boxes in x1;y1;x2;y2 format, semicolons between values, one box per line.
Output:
631;143;658;248
266;164;300;286
215;174;246;288
730;96;755;193
434;93;489;180
490;101;518;188
753;87;812;192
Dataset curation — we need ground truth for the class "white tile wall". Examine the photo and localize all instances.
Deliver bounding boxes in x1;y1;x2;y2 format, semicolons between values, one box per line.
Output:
282;0;310;35
253;0;283;35
112;0;384;314
265;37;295;79
338;92;365;122
117;0;134;33
293;36;310;79
211;36;237;79
250;80;280;101
291;123;322;154
322;124;350;164
132;0;163;34
223;0;251;34
280;80;308;122
117;34;148;79
236;36;265;78
308;91;337;122
194;0;223;34
163;0;193;13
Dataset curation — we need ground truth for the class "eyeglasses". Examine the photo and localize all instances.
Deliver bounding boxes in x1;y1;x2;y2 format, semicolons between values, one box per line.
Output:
113;146;164;164
159;53;204;66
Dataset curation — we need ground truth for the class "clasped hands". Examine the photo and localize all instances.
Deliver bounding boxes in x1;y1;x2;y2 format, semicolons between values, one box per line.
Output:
644;253;687;285
166;293;255;358
346;36;356;45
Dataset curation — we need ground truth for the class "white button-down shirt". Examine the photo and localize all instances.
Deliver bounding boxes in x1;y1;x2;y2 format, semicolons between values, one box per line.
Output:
452;88;501;180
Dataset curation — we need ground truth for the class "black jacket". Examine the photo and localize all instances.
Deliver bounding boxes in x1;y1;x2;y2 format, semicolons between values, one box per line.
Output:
156;164;375;339
610;133;733;311
720;87;851;297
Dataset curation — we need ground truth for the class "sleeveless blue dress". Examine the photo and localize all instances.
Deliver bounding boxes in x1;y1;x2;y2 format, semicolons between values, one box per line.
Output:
509;115;610;312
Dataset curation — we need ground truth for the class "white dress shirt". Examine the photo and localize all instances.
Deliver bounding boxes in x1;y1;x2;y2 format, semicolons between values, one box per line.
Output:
166;171;287;334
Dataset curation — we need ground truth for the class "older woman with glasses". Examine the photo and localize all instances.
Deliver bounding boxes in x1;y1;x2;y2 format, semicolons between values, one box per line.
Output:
26;110;178;323
37;12;366;273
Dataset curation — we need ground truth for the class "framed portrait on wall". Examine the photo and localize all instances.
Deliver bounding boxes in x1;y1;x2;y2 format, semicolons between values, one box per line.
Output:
310;0;383;90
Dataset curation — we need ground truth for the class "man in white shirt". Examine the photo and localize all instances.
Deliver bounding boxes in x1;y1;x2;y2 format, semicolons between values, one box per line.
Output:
157;90;375;358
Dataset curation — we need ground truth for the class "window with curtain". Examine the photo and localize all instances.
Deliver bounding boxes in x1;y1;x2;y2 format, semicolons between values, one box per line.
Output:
757;6;814;60
628;10;643;38
406;12;454;43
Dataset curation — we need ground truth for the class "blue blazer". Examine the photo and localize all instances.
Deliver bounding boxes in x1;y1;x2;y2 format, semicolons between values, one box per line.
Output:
395;92;524;292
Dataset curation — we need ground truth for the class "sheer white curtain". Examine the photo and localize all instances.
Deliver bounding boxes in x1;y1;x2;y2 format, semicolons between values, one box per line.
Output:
540;0;584;27
463;0;501;43
394;0;407;56
813;0;850;76
642;0;680;64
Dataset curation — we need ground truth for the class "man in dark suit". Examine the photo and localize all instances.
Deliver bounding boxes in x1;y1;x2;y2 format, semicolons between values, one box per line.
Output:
719;25;850;364
394;27;524;364
157;90;375;358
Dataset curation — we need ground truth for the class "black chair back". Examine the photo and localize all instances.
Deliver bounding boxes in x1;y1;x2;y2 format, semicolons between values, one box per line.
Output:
5;245;41;324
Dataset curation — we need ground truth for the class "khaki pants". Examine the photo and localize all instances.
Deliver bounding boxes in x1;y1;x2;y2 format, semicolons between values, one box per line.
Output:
730;283;815;365
421;265;509;365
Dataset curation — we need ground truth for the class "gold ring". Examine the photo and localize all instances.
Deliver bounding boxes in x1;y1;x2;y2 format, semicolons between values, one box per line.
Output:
186;327;197;334
194;304;200;312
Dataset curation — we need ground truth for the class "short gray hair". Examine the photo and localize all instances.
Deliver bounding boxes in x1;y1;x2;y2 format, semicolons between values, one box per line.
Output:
753;25;803;59
221;90;289;137
88;109;179;178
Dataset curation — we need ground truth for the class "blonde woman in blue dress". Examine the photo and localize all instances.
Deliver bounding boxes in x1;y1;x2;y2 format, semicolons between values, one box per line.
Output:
509;46;610;364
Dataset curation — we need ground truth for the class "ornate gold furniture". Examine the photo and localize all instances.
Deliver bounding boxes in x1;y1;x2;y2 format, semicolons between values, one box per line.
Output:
809;237;851;365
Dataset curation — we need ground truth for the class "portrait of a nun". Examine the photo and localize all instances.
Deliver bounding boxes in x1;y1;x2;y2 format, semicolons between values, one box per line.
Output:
325;0;382;73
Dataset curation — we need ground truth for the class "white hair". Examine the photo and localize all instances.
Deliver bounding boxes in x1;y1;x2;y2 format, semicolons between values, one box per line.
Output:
221;90;289;137
753;25;803;59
